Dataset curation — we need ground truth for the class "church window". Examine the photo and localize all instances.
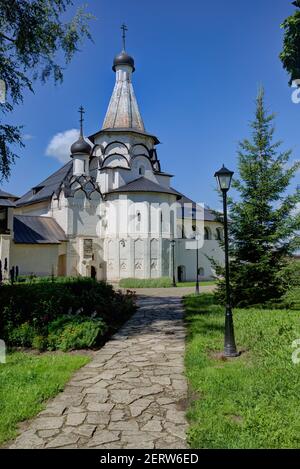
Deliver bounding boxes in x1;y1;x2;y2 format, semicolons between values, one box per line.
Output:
139;166;145;176
216;227;223;241
0;207;8;234
83;239;93;258
32;186;44;195
204;227;211;240
137;211;141;222
198;267;205;276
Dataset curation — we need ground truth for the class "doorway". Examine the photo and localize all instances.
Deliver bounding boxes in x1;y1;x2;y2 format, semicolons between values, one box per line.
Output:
177;265;186;282
91;265;97;280
57;254;66;276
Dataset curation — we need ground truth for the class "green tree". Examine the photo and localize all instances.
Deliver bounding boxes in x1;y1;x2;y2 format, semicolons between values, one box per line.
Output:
215;88;300;307
280;1;300;86
0;0;93;181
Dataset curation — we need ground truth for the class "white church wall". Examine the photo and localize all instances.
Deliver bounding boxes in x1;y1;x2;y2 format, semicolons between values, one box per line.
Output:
67;191;101;237
11;243;59;277
50;192;68;233
14;200;50;216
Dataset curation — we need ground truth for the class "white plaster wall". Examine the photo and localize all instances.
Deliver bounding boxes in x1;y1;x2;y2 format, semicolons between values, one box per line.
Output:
0;234;12;280
14;201;50;216
11;243;59;277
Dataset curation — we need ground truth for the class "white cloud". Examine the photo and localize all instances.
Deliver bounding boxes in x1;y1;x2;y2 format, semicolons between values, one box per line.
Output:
45;129;79;163
22;133;34;141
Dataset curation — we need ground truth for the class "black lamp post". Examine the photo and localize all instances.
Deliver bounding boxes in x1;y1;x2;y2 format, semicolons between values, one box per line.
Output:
195;234;200;294
170;239;176;287
214;164;239;358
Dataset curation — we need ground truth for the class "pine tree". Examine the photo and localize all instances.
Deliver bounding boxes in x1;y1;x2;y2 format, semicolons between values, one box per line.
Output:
216;88;300;307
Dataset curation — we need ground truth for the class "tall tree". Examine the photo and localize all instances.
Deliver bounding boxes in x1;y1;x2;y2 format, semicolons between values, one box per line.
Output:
0;0;93;181
215;88;300;307
280;1;300;86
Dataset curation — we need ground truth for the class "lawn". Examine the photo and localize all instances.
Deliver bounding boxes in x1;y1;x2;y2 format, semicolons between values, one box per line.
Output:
184;293;300;449
178;281;216;287
0;351;90;445
119;277;216;288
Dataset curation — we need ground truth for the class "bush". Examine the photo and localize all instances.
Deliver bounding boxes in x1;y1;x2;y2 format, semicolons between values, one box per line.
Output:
7;322;36;347
119;277;173;288
47;316;107;351
0;277;136;349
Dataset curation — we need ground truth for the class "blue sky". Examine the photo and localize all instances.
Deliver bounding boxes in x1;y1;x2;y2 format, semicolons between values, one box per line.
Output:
2;0;300;208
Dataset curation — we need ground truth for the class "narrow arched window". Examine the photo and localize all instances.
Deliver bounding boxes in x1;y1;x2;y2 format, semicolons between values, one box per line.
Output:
216;227;222;241
204;227;210;240
139;166;145;176
137;211;141;222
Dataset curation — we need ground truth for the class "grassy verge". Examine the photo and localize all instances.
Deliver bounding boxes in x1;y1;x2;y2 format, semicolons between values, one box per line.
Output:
184;293;300;449
119;277;173;288
178;281;216;287
0;351;90;445
119;278;216;288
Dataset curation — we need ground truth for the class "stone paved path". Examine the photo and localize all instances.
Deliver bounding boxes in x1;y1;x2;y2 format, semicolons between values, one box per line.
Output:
10;295;188;449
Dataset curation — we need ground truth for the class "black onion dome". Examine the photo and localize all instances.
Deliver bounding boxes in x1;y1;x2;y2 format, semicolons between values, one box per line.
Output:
70;136;91;155
113;51;135;72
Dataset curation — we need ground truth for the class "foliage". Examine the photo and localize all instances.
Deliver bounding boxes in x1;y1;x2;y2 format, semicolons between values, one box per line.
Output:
0;0;93;180
280;1;300;86
47;315;107;351
7;322;35;347
0;277;136;348
0;351;89;444
214;88;300;307
278;259;300;290
119;277;173;288
184;293;300;449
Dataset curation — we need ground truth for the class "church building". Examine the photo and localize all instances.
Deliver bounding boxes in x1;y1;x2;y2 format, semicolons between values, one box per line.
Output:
0;36;224;283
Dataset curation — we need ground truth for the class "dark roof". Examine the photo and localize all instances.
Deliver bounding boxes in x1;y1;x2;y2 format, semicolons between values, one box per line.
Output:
106;177;182;198
177;194;217;222
89;128;160;145
0;189;19;200
13;215;67;244
113;51;135;72
0;198;16;207
71;135;92;155
16;161;72;207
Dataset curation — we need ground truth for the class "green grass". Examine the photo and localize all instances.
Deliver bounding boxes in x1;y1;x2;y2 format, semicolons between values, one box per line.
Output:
0;351;90;445
119;277;173;288
119;278;216;288
184;293;300;449
177;281;216;287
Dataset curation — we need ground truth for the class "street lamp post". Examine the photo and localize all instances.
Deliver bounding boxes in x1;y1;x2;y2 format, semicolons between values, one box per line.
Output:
195;235;200;294
214;164;239;358
170;239;176;287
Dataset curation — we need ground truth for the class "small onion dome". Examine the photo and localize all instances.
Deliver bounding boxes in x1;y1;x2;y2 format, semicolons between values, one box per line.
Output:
70;136;91;155
113;51;135;72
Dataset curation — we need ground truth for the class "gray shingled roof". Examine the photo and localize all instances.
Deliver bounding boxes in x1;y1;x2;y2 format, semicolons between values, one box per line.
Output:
0;198;16;207
177;194;217;222
105;177;182;198
88;128;160;145
13;215;67;244
0;189;19;199
16;161;72;207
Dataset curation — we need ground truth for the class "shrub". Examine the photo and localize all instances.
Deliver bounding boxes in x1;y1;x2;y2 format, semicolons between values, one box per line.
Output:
119;277;173;288
47;316;107;351
7;322;36;347
0;277;136;350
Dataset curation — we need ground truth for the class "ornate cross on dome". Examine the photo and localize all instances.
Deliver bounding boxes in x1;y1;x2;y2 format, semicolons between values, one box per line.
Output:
78;105;85;136
121;23;127;51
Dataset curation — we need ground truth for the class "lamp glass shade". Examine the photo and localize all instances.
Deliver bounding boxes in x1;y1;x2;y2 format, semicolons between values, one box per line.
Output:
214;165;234;191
